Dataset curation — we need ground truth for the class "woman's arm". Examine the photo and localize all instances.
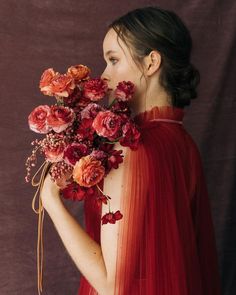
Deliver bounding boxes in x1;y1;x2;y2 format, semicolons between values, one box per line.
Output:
41;173;109;295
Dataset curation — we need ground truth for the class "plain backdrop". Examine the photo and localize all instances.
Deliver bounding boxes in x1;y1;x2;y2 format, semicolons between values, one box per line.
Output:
0;1;235;294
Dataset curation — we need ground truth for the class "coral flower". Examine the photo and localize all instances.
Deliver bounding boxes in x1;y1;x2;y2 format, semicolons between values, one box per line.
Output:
73;155;105;187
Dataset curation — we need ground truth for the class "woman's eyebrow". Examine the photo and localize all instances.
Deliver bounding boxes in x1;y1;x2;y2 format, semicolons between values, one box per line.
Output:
104;50;117;56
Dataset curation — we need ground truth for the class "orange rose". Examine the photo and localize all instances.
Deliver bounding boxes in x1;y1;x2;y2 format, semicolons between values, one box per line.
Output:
73;155;105;187
39;68;58;96
50;73;76;97
67;64;91;82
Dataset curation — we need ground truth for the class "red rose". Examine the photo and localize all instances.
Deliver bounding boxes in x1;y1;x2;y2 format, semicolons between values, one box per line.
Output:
101;210;123;225
63;143;89;166
114;81;135;101
28;105;52;134
39;68;58;96
83;78;108;101
50;73;76;97
47;105;75;133
120;121;141;150
92;110;122;140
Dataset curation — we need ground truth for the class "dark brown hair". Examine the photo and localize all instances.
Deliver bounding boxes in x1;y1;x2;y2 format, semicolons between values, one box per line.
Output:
107;6;200;108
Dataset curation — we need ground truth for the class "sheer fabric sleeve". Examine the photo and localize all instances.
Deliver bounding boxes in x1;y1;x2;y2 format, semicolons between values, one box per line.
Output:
191;149;222;295
113;121;222;295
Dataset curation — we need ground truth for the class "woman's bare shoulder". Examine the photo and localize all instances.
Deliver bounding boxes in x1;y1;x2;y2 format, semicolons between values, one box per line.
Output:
103;142;129;192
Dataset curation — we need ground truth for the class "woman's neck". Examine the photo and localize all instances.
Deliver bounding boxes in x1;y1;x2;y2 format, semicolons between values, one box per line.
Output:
131;88;173;116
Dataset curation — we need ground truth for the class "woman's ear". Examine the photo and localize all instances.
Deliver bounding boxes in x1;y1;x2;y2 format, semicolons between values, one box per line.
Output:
144;50;162;76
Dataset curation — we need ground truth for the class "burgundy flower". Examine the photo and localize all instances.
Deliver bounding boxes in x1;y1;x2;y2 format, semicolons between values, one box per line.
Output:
120;121;141;150
96;194;109;207
114;81;135;102
110;100;131;117
63;87;83;107
75;95;91;110
101;210;123;224
60;181;95;201
107;150;124;169
99;142;115;153
76;118;95;141
83;78;108;101
80;103;104;120
63;143;89;165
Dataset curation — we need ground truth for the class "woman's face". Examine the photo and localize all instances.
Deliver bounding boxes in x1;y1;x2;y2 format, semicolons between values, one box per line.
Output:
101;28;146;103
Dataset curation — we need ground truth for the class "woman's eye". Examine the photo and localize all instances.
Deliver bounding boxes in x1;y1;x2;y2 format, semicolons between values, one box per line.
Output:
109;57;118;65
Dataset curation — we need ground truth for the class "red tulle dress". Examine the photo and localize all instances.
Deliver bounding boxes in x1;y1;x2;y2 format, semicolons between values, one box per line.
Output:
77;105;222;295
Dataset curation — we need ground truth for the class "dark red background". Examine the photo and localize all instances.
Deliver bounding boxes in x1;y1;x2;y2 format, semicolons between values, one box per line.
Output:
0;1;235;294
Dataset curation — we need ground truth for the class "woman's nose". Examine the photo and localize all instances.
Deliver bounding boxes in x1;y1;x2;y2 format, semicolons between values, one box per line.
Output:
100;67;109;80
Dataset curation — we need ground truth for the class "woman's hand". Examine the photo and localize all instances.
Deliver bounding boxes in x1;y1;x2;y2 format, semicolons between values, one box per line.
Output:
40;169;62;211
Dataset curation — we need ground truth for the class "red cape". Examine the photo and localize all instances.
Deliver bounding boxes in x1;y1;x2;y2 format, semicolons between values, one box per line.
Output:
78;105;222;295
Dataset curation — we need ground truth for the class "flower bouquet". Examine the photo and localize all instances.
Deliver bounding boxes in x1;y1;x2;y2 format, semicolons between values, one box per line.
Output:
25;64;140;294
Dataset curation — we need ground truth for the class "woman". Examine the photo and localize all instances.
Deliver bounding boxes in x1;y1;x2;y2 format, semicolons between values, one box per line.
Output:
41;6;222;295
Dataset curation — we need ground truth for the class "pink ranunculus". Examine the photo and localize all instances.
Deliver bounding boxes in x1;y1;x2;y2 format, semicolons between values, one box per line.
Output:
39;68;58;96
28;105;52;134
50;73;76;97
114;81;135;101
63;143;89;166
47;105;75;133
83;78;108;101
92;110;123;140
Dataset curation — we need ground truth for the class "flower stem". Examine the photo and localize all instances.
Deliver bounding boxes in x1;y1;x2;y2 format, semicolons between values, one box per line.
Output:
108;98;117;108
103;136;123;144
96;184;111;212
96;183;104;195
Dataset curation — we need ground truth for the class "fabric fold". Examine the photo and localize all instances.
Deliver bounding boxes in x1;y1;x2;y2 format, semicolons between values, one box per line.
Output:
78;105;222;295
